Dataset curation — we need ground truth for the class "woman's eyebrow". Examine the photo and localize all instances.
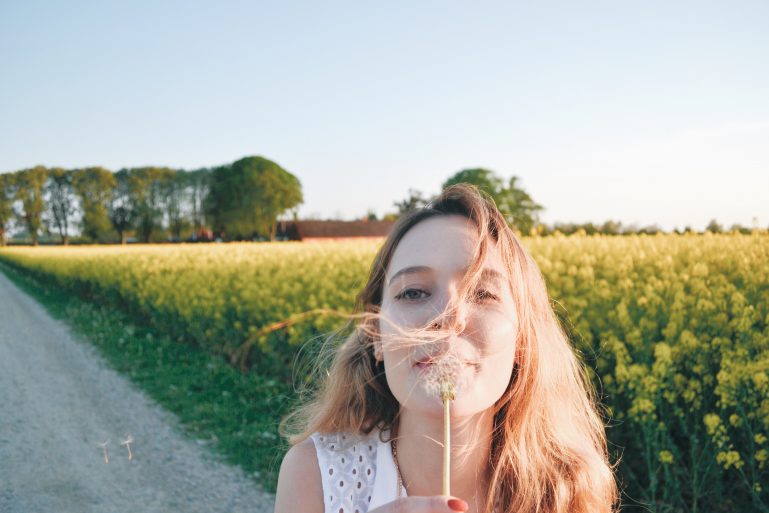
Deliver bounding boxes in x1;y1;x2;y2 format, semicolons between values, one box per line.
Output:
388;265;433;286
387;266;504;287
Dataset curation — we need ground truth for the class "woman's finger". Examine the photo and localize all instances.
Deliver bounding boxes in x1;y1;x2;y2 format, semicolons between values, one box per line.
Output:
369;496;469;513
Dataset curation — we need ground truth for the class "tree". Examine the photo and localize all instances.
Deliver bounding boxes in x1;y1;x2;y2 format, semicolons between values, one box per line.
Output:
206;156;303;241
0;173;16;246
729;223;751;235
45;167;78;245
706;219;723;234
163;170;192;241
187;167;212;241
600;220;623;235
443;168;544;234
72;166;117;243
109;169;135;245
125;167;175;243
443;169;503;198
14;166;49;245
393;188;431;215
638;224;662;235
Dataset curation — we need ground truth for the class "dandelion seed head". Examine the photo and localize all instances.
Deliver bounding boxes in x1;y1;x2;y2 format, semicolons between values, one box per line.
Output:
422;354;463;400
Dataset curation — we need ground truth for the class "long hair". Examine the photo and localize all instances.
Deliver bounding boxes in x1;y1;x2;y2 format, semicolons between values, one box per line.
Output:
280;184;619;513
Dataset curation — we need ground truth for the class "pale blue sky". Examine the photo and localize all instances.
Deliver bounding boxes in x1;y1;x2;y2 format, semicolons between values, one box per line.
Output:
2;0;768;230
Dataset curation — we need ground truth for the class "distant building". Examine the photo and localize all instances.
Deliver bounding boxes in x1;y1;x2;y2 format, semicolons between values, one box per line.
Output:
275;220;395;242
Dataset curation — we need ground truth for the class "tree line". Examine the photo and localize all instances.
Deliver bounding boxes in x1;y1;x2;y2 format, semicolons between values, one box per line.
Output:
0;159;755;246
0;161;545;246
391;168;757;237
0;156;302;245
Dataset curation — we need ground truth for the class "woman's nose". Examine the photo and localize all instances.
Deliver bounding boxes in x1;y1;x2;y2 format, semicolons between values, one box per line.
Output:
429;290;468;334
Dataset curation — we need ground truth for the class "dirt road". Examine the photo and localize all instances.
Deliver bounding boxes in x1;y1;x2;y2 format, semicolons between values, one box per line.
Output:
0;271;275;513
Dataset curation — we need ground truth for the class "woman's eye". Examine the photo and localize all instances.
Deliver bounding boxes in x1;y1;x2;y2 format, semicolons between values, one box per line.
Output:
473;289;499;302
395;288;430;301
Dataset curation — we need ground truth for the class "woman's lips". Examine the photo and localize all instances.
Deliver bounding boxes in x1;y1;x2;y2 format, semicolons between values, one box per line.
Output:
413;360;479;371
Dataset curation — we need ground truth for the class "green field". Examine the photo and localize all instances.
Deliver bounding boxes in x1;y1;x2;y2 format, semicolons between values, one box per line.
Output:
1;234;767;512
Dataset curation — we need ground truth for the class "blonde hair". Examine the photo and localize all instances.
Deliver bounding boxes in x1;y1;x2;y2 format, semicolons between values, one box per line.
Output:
280;184;619;513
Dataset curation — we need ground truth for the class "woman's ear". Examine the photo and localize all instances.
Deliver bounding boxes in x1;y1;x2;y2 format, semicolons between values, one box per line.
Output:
373;337;383;362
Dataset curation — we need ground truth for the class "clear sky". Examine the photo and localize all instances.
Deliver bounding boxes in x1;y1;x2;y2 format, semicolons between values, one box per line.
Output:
2;0;768;231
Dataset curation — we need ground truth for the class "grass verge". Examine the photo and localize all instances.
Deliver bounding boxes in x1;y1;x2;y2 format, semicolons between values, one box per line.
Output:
0;261;291;492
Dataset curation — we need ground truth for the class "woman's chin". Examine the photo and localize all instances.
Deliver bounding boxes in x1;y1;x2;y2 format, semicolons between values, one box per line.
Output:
402;382;487;417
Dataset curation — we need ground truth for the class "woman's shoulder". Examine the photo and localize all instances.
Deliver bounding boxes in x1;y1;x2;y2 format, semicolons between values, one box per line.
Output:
277;429;389;513
275;437;324;513
282;436;319;468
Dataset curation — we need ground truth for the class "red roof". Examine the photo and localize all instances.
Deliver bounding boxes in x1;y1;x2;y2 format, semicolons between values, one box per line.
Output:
276;220;395;240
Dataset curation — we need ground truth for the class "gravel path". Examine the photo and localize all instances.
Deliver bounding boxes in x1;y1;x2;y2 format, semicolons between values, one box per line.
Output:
0;270;276;513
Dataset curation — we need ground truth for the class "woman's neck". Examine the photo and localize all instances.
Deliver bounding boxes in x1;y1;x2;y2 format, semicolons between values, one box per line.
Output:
393;407;493;512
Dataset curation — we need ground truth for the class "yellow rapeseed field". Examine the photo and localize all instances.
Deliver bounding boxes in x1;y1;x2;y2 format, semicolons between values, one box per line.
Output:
1;233;767;510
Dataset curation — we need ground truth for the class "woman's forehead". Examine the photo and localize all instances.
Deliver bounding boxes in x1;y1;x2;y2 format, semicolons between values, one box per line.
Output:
386;215;504;280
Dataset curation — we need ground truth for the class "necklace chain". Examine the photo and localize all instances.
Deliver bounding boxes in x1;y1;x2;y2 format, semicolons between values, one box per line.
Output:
390;438;404;497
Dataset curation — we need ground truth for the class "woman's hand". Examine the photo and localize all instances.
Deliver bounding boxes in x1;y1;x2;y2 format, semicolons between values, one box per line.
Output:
368;497;469;513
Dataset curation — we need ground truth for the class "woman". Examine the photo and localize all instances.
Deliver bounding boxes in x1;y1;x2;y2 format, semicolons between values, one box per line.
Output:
275;184;618;513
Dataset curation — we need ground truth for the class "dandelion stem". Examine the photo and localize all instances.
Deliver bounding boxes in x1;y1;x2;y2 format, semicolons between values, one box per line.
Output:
98;441;109;464
121;436;134;461
440;380;455;496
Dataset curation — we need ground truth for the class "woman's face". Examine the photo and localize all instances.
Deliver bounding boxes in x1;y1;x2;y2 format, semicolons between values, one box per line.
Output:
378;214;518;418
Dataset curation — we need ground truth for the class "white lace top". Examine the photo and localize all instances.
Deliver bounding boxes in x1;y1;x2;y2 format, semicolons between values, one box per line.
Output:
310;430;407;513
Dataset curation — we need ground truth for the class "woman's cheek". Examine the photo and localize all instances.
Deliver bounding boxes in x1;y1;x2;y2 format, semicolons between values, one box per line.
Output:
484;314;517;348
398;310;427;328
